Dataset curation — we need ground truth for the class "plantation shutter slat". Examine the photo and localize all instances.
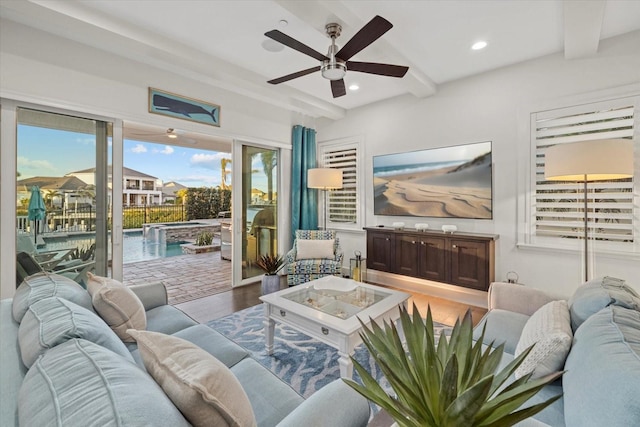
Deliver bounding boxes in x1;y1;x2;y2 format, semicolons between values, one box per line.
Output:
319;145;359;225
533;104;635;244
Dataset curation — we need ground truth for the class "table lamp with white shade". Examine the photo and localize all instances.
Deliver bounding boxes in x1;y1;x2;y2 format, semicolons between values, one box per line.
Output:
307;168;343;230
544;138;634;282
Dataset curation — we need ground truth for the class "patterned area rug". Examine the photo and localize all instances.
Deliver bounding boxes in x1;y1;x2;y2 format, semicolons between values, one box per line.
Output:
206;303;452;399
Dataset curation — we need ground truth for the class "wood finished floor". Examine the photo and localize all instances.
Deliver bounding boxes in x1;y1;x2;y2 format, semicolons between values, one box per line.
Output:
175;281;487;327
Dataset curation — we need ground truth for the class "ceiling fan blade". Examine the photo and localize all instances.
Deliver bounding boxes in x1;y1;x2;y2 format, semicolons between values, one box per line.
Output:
331;79;346;98
336;15;393;61
265;30;328;61
347;61;409;77
267;66;320;84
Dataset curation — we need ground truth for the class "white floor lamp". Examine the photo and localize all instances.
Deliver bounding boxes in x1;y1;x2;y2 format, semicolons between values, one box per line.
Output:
544;138;634;282
307;168;343;230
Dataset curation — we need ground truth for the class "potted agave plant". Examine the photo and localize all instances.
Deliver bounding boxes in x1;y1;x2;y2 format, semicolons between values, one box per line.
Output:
343;304;562;427
255;253;285;295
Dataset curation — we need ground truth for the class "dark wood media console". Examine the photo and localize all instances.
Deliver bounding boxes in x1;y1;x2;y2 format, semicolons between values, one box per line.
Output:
365;227;498;292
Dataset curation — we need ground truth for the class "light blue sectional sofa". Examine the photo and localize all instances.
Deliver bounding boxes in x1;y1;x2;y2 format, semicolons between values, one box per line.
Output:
0;272;370;427
473;277;640;427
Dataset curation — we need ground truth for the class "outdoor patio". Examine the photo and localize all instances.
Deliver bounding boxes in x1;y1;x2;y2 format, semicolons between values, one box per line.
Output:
123;251;232;305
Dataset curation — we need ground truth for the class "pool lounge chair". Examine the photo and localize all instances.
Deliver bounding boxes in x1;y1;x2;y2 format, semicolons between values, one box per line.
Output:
16;251;95;288
16;233;77;270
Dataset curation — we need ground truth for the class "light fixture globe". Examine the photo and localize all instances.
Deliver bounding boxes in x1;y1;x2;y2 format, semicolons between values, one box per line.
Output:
321;60;347;80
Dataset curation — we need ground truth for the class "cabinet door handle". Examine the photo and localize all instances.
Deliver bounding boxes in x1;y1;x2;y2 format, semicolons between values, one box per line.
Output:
385;237;390;241
420;241;426;245
411;240;416;244
452;244;457;249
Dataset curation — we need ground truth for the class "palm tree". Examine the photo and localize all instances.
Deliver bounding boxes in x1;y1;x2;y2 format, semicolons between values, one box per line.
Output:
176;188;188;205
260;151;276;202
43;189;62;210
76;184;96;205
221;158;232;190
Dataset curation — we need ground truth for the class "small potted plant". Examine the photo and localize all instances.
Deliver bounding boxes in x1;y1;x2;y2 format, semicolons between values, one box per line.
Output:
343;304;562;427
195;231;214;246
256;253;285;295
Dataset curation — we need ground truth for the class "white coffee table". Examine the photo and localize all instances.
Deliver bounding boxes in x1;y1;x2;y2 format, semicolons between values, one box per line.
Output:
259;276;410;378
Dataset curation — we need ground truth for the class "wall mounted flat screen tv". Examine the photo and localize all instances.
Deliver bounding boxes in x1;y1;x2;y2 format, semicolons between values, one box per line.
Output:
373;141;492;219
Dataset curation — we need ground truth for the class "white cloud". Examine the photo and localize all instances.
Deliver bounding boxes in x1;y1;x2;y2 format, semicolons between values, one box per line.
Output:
131;144;147;153
152;145;175;155
75;137;96;146
190;152;228;171
170;174;220;186
17;156;56;173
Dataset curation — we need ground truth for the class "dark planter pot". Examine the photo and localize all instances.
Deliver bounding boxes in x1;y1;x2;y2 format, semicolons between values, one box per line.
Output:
261;275;281;295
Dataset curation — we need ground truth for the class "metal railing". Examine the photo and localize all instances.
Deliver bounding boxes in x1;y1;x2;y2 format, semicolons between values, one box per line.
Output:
17;204;187;233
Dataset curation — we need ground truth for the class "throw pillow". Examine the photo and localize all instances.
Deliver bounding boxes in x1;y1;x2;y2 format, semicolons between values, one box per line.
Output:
568;276;640;332
514;300;573;379
19;339;190;427
128;329;257;427
12;271;93;323
296;239;335;260
18;297;133;368
86;273;146;342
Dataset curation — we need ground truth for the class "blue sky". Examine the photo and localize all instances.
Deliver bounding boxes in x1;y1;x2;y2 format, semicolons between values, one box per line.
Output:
16;125;249;188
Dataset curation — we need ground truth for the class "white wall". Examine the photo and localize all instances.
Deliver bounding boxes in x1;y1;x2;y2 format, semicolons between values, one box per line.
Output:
318;31;640;298
0;20;298;144
0;20;303;298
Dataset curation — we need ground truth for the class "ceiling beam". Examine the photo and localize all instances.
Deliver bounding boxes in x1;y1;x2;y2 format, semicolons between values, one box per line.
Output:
564;0;606;59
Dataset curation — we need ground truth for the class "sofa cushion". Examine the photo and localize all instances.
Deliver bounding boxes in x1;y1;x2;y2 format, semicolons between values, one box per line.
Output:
128;329;257;427
18;338;190;427
18;297;133;368
87;273;146;342
514;300;572;379
231;358;304;427
12;272;93;323
563;305;640;427
568;276;640;332
295;238;335;260
472;309;530;355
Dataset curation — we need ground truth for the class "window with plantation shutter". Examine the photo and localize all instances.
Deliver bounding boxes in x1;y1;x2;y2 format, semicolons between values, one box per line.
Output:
318;137;363;231
531;97;638;251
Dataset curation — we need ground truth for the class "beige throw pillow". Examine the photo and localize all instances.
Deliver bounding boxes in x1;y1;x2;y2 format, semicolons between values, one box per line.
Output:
86;273;146;342
514;300;573;379
127;329;257;427
296;239;335;260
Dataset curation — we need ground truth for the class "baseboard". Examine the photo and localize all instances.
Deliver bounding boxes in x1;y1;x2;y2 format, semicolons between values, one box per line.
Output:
364;269;488;309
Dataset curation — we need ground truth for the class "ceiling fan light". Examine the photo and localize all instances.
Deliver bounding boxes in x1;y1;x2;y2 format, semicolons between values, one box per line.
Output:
321;61;346;80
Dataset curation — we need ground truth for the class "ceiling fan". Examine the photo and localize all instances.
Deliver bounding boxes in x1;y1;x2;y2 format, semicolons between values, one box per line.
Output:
128;128;196;144
265;15;409;98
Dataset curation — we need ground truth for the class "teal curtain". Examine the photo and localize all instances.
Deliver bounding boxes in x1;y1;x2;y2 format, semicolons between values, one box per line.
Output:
290;125;318;243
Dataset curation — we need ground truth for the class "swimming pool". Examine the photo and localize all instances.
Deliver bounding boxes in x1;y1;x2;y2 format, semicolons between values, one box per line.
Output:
41;231;189;264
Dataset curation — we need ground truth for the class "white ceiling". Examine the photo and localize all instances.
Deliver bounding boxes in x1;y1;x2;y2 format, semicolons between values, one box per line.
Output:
2;0;639;121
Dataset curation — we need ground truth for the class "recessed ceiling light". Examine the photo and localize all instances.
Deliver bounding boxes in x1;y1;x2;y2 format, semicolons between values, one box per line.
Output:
471;41;487;50
348;84;359;91
279;19;288;27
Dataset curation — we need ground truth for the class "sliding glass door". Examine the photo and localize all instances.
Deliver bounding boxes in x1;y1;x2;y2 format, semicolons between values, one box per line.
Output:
232;142;279;284
15;108;112;286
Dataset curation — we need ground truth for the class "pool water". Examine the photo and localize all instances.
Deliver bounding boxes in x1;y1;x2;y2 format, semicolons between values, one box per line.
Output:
41;231;189;264
123;231;188;263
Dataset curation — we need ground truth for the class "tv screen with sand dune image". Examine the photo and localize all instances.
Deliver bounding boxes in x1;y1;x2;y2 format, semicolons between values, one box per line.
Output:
373;141;493;219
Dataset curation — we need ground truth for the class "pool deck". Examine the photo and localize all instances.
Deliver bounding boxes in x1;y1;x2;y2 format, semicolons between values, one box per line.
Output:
123;250;232;305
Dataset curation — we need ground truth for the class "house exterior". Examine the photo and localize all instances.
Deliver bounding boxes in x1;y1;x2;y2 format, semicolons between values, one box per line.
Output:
1;3;639;300
67;166;164;206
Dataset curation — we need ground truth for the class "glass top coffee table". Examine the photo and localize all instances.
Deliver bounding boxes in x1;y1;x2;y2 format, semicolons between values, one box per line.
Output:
259;276;410;378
